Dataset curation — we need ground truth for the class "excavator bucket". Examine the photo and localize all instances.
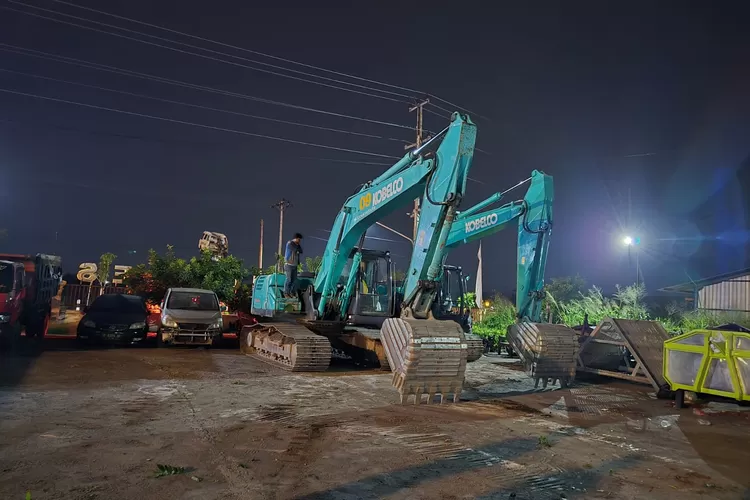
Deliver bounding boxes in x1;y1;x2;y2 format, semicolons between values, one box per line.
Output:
381;318;468;404
507;322;578;388
465;332;485;362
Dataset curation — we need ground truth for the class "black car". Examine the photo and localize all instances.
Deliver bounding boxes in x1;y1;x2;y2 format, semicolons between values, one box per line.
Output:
77;294;150;346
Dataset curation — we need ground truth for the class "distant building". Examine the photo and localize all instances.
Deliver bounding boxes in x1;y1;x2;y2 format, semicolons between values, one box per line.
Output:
659;268;750;316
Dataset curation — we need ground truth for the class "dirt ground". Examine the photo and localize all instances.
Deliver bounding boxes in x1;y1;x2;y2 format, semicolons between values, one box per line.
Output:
1;336;749;500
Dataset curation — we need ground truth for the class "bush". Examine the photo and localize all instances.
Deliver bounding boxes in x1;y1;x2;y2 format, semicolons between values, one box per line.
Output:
546;278;750;334
546;283;648;326
472;294;516;343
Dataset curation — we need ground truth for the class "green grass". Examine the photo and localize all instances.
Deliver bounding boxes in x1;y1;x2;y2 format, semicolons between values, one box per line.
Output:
472;281;750;340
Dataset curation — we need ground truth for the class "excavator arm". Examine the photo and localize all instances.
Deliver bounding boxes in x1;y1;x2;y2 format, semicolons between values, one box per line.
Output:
445;170;552;322
440;170;578;388
313;113;476;321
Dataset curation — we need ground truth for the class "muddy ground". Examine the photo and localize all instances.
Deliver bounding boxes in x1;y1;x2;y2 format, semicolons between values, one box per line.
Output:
1;337;749;500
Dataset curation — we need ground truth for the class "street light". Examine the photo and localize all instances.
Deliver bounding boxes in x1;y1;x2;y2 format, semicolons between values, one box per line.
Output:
623;235;641;285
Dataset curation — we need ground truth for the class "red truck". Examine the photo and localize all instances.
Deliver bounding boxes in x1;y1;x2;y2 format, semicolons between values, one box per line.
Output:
0;253;62;348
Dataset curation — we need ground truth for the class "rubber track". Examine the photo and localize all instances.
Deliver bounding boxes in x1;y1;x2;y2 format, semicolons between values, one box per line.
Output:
381;318;468;404
465;332;484;362
240;323;332;372
506;322;578;388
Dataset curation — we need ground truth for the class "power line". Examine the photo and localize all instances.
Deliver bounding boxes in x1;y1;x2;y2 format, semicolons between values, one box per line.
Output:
3;2;409;104
0;67;409;143
0;43;415;130
1;118;409;170
45;0;421;103
51;0;470;111
298;157;392;166
0;87;400;158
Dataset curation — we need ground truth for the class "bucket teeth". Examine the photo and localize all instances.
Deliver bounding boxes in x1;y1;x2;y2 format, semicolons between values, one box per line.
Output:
381;317;468;404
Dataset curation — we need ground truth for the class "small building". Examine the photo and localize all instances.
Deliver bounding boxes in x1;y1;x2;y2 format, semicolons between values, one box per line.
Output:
659;267;750;316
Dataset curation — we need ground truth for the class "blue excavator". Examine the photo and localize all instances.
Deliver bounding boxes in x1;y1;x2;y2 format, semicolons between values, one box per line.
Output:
247;112;477;402
433;170;579;388
247;114;577;401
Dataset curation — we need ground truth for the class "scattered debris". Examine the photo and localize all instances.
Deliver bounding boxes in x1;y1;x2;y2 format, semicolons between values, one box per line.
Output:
154;464;187;478
538;435;552;448
191;476;202;482
697;419;711;426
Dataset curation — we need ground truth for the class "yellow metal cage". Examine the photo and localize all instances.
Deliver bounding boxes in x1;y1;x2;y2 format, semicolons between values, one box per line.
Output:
663;329;750;402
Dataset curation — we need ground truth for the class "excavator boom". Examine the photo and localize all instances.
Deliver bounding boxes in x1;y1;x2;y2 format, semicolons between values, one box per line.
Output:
247;113;477;384
439;170;578;387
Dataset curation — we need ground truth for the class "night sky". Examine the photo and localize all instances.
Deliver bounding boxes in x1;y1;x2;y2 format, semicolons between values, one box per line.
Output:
1;0;749;294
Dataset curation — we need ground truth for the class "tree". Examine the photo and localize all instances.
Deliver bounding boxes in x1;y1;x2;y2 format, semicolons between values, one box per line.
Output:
98;252;117;287
264;253;285;275
545;275;586;303
304;256;323;275
123;246;249;304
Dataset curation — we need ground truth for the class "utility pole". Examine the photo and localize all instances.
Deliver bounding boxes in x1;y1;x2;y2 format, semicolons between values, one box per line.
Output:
405;98;430;240
271;198;292;273
258;219;264;270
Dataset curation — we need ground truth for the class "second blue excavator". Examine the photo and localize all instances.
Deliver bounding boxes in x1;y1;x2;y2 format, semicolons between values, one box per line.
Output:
432;170;579;388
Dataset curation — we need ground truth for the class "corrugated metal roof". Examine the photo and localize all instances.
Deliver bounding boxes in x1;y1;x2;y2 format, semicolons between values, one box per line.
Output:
658;267;750;294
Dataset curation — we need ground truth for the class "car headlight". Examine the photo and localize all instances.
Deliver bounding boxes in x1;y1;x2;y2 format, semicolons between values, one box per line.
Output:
0;314;10;323
83;319;96;328
161;315;177;328
129;322;146;329
210;319;223;329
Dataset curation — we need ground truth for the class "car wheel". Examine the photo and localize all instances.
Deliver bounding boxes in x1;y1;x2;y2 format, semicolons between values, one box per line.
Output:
156;331;165;348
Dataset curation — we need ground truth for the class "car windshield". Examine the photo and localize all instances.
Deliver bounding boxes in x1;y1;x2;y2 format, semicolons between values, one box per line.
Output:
0;264;13;293
89;294;147;314
166;291;219;311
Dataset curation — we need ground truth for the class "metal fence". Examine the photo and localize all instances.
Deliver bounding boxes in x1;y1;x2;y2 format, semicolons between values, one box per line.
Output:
60;283;129;309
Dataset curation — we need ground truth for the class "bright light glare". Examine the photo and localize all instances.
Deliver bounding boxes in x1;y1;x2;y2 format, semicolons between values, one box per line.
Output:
623;236;633;246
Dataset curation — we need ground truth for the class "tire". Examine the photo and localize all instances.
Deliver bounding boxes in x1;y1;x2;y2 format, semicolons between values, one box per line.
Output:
156;331;165;348
1;322;22;352
26;313;50;339
239;327;253;354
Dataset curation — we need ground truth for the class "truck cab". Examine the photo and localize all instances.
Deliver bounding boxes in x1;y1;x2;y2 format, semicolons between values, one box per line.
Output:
0;261;26;345
0;254;61;348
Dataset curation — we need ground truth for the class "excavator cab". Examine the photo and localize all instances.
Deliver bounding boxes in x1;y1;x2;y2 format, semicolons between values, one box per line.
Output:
435;265;470;329
346;249;395;327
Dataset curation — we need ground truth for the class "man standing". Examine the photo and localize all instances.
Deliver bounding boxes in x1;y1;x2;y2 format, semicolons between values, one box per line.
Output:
283;233;303;297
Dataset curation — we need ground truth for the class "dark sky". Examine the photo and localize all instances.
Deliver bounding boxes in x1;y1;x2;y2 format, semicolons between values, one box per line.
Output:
1;0;749;294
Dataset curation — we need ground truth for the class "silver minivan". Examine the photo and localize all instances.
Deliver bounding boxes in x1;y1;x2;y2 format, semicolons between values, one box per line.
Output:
159;287;222;346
